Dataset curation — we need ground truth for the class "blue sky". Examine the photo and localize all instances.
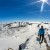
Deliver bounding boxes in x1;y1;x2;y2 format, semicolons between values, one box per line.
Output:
0;0;50;23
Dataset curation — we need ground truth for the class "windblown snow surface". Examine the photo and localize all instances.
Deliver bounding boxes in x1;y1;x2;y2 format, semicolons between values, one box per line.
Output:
0;22;50;50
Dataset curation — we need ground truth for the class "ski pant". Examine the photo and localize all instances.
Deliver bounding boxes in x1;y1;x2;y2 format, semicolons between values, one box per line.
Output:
40;34;44;42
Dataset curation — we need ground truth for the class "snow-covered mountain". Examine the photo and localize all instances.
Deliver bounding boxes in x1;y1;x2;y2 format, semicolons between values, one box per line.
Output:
0;22;50;50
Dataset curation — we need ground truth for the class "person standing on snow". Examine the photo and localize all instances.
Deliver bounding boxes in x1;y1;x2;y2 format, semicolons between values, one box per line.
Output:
38;26;45;43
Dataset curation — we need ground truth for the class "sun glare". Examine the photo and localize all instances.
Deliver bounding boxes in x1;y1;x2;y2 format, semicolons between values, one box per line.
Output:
41;0;48;3
30;0;50;12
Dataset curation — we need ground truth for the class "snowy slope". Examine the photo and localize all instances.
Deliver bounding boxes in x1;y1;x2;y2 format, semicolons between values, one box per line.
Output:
0;22;50;50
